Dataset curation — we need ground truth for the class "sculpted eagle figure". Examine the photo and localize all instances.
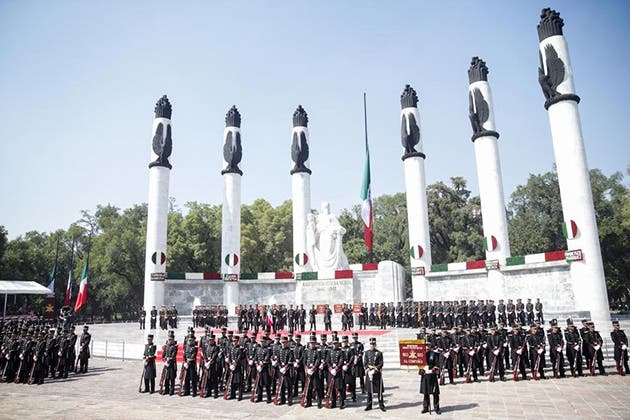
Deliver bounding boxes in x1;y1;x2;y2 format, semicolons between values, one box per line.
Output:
538;44;565;100
291;131;310;174
401;112;420;155
222;130;243;175
469;88;489;134
150;122;172;168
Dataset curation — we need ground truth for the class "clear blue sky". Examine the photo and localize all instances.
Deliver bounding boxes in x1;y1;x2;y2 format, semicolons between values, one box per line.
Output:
1;1;628;239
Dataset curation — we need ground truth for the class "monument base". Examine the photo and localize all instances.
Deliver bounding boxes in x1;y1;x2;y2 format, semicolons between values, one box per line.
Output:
164;260;405;315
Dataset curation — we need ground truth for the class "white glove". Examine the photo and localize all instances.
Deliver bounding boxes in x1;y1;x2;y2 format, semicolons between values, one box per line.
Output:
503;342;508;348
184;362;189;369
493;349;500;356
594;345;601;351
516;349;522;355
468;350;475;356
256;365;263;372
293;361;299;368
483;344;488;349
280;367;287;374
444;352;450;359
622;344;628;350
330;368;337;376
573;345;580;351
271;360;277;367
205;362;211;369
537;348;544;355
307;368;314;376
343;365;348;372
556;346;562;353
248;360;253;366
230;363;236;371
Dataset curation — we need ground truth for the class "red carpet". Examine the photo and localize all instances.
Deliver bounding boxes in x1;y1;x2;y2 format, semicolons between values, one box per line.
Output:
156;328;390;362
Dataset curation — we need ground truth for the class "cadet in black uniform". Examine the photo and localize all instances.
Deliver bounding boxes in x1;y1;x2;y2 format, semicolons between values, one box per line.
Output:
292;334;305;396
350;332;365;393
275;337;294;405
325;337;345;409
340;336;356;402
419;346;440;414
139;307;146;330
364;337;385;412
547;324;566;378
564;322;583;377
611;321;630;375
227;335;245;400
309;305;317;331
584;322;605;375
509;326;527;381
203;334;221;398
162;331;178;395
142;334;157;393
253;336;272;403
181;335;198;396
150;306;158;329
526;326;546;379
301;334;322;408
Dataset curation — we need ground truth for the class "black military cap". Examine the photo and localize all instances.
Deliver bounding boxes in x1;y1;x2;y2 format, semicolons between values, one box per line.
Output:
288;332;293;337
369;337;376;344
204;326;210;331
83;325;89;330
612;321;620;326
342;335;349;341
281;337;288;343
168;331;175;339
352;332;359;338
188;335;196;341
227;330;234;336
320;334;327;340
332;337;340;344
221;327;228;332
295;334;301;339
309;335;317;343
232;335;240;341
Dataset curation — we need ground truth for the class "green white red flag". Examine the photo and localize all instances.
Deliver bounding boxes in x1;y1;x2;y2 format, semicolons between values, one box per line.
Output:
74;258;89;312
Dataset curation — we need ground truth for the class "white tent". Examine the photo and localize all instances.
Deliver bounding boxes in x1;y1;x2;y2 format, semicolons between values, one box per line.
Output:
0;280;52;320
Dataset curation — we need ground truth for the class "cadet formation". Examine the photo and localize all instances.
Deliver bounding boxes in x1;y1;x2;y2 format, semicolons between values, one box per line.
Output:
141;327;386;411
0;316;92;386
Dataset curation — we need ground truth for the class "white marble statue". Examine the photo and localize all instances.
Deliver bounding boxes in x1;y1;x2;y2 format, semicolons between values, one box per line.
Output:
306;202;349;271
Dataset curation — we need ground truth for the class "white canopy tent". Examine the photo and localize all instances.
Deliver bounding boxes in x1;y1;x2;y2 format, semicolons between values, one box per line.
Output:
0;280;52;321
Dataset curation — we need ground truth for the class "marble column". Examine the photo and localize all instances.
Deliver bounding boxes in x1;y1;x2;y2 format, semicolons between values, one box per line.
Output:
467;57;511;262
537;8;610;327
291;105;313;273
221;106;243;316
401;85;431;300
143;95;173;312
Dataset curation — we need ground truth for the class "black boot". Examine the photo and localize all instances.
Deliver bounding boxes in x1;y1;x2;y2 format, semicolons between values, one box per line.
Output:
365;404;372;411
379;402;386;412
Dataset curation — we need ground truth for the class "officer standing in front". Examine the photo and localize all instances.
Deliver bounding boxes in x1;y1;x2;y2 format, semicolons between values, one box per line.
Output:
364;337;386;412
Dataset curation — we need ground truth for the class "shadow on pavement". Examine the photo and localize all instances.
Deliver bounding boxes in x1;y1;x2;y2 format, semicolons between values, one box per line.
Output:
441;403;479;412
386;401;422;410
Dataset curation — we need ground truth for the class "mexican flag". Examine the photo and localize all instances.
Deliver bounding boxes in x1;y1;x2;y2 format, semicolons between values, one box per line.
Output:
74;258;89;312
47;263;56;293
360;146;373;254
265;308;274;327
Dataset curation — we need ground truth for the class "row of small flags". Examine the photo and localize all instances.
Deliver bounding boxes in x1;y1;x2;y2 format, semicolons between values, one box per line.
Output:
46;235;89;313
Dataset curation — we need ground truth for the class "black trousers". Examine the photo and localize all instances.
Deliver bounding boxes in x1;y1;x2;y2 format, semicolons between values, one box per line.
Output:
422;394;439;411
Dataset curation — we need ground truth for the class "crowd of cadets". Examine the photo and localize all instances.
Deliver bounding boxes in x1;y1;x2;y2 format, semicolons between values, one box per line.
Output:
138;298;545;334
0;318;91;385
418;319;629;385
141;327;387;411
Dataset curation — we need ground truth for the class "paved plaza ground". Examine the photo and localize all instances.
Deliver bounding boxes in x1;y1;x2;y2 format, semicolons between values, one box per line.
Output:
1;320;629;419
0;357;629;419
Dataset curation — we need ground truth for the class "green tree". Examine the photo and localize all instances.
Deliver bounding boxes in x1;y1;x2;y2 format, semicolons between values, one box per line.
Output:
427;177;484;264
509;169;630;300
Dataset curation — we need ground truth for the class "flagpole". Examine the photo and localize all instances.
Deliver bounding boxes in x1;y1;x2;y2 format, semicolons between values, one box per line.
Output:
363;92;374;263
66;237;76;306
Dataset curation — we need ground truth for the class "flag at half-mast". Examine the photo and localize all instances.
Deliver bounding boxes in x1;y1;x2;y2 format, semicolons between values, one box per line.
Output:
360;93;373;254
74;257;89;312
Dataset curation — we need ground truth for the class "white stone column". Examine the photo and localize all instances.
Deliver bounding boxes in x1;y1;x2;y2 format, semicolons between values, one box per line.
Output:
290;106;313;273
400;85;431;301
143;95;173;312
537;8;610;328
221;106;243;316
468;57;511;262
